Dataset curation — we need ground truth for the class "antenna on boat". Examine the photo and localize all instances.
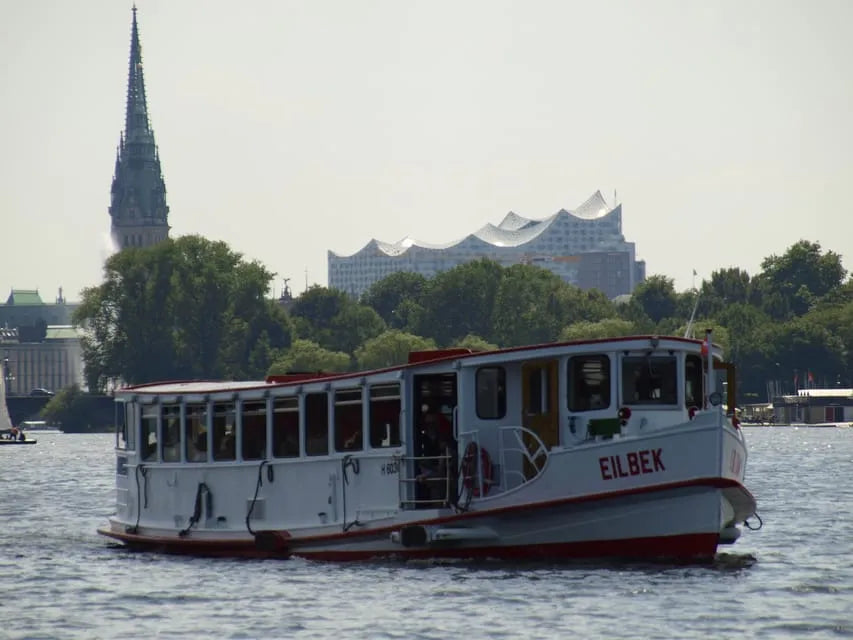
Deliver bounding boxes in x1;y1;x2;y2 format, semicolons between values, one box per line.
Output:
684;270;701;339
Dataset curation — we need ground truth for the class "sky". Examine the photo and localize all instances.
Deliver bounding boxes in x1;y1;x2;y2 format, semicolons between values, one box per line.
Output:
1;0;851;303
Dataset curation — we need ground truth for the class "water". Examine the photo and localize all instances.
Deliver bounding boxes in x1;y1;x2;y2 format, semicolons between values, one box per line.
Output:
1;428;851;639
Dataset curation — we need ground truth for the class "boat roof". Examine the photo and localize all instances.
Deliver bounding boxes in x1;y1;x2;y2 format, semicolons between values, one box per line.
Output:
115;335;712;399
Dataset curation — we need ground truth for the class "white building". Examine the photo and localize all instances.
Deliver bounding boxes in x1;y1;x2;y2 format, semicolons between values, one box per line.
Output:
328;191;645;299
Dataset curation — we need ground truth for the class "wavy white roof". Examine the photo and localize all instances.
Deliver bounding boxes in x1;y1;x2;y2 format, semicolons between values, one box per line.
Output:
331;191;619;258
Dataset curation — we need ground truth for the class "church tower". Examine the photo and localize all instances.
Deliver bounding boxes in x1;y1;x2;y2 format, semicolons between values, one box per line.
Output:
109;6;170;250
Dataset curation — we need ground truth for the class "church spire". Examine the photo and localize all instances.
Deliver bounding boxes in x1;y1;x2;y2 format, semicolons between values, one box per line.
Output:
125;5;150;139
109;6;170;251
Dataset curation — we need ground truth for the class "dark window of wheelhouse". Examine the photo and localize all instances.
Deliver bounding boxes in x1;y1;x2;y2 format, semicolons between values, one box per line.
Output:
335;389;363;452
272;397;299;458
242;401;267;460
161;404;181;462
369;384;401;448
476;367;506;419
685;355;704;408
185;404;208;462
568;355;611;412
305;393;329;456
622;356;678;405
141;405;158;461
212;402;236;461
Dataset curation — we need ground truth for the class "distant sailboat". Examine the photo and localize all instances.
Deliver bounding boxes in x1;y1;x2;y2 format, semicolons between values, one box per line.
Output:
1;360;14;432
0;360;36;445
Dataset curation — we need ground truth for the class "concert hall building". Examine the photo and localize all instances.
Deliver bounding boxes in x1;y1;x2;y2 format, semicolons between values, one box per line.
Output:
328;191;646;299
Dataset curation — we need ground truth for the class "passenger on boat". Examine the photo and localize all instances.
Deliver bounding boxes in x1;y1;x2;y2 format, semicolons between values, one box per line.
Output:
416;407;457;505
18;429;25;442
189;432;208;462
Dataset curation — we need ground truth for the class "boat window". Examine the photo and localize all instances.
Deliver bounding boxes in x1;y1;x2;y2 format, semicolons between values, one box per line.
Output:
305;393;329;456
116;402;131;450
272;397;299;458
621;356;678;405
685;355;704;408
212;402;236;461
476;367;506;419
161;405;181;462
568;355;611;412
141;404;158;461
526;367;550;415
242;401;267;460
335;389;363;452
185;403;208;462
369;384;401;448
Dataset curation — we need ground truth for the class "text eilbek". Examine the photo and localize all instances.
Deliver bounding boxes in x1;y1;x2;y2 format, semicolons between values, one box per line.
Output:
599;448;665;480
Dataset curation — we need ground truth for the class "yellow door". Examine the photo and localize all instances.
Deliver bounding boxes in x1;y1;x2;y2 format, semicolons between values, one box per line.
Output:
521;360;559;475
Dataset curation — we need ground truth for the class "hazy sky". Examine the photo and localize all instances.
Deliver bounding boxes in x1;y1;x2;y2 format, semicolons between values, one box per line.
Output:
2;0;851;303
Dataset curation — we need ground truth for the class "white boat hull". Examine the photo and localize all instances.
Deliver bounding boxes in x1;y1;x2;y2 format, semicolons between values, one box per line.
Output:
100;421;754;563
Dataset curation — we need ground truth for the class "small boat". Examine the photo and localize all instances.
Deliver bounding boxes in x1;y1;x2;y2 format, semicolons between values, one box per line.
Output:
0;361;37;445
98;331;759;562
0;432;37;445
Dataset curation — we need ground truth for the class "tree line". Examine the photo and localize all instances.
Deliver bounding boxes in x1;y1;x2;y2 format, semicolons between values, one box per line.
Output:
71;235;853;405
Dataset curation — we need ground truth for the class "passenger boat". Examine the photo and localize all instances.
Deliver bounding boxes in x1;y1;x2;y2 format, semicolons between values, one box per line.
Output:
98;331;759;562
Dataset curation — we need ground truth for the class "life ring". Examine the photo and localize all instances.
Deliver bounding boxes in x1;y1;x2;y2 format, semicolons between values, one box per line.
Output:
461;442;494;497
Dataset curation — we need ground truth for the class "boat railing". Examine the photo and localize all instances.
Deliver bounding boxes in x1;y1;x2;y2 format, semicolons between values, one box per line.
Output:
496;425;549;491
397;451;456;509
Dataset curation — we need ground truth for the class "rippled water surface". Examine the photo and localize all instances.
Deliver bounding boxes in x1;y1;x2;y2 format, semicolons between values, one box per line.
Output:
1;428;852;639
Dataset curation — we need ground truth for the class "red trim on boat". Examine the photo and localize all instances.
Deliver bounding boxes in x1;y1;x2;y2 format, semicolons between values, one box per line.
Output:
97;527;720;563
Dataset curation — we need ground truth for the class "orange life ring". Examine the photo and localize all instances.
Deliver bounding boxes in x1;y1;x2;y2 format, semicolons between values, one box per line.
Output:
461;442;494;497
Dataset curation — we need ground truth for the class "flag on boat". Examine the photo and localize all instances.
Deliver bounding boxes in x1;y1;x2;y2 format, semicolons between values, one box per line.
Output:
808;370;815;386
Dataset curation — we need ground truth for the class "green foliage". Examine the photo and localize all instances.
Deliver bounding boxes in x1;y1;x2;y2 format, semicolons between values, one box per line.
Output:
40;385;109;432
698;268;752;317
492;265;615;347
267;339;351;375
755;240;846;319
451;334;498;352
74;236;292;391
73;233;853;405
290;286;386;353
416;259;504;345
361;272;429;328
355;330;436;370
560;318;636;341
629;275;678;325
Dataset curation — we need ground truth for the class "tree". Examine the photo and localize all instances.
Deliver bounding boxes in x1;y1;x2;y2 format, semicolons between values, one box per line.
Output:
267;339;351;375
559;318;636;341
40;385;111;432
629;275;678;325
354;330;436;370
755;240;846;319
699;267;753;317
361;272;429;327
74;236;292;391
452;334;498;352
290;286;385;353
417;259;504;345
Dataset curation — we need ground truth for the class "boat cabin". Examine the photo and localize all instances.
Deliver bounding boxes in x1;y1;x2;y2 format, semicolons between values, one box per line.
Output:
112;336;732;528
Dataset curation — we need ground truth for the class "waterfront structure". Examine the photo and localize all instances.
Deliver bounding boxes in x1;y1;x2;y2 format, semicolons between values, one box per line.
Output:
328;191;645;299
771;389;853;425
0;289;76;331
1;325;84;396
1;289;83;394
108;6;170;251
